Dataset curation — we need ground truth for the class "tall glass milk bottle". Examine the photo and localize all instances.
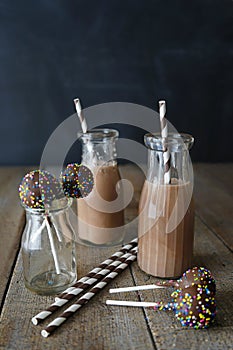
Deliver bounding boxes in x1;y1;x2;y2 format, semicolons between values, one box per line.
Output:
138;133;195;278
77;129;125;246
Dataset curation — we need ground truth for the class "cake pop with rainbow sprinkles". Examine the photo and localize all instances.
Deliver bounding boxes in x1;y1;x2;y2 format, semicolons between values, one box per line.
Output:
61;163;94;199
171;267;216;329
107;266;217;329
19;170;64;209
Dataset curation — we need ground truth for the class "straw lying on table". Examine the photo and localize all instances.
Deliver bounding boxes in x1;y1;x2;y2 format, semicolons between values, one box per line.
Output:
32;238;138;325
56;238;138;300
32;248;137;325
41;250;137;337
55;250;137;301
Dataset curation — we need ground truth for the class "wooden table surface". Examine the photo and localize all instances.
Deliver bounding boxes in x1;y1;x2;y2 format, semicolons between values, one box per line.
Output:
0;164;233;350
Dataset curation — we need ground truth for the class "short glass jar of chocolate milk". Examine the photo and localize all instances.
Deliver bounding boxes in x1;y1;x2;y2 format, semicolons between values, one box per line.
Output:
138;133;194;278
77;129;125;246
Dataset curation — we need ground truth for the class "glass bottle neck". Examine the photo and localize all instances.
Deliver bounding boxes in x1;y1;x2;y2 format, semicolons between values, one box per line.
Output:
147;148;191;183
24;197;72;216
80;129;118;168
145;133;194;184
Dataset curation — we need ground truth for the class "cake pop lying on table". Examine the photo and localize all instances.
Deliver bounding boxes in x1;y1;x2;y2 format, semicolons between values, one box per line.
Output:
106;267;216;329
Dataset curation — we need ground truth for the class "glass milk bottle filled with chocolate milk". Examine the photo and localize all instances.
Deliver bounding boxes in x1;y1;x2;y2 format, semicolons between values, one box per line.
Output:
77;129;125;246
138;133;194;278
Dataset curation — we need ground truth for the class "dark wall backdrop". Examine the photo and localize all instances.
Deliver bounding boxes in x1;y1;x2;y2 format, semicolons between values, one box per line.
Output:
0;0;232;165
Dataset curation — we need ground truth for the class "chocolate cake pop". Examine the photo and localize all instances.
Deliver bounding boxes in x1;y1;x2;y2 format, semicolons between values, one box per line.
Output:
107;266;216;329
62;163;94;198
172;267;216;328
158;267;216;296
158;267;216;328
19;170;63;209
151;267;216;328
171;283;216;329
177;267;216;296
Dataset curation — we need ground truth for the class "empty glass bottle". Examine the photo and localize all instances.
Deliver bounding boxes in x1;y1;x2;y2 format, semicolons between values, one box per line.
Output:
21;198;77;295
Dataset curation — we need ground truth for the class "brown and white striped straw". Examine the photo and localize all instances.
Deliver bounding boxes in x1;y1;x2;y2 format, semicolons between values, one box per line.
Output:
32;249;137;325
74;98;88;134
56;237;138;300
41;251;137;337
31;238;137;325
56;249;137;301
159;100;171;184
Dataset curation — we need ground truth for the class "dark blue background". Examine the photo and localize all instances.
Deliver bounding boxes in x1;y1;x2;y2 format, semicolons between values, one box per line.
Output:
0;0;232;165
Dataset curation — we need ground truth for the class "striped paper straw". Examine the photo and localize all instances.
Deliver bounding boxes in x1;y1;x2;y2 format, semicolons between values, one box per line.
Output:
41;252;137;337
31;238;137;325
57;248;137;301
74;98;88;134
32;248;137;325
159;100;171;184
56;238;137;300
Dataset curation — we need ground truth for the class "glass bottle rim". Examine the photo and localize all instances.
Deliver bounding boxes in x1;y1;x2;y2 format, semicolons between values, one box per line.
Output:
144;132;194;151
22;197;72;214
78;128;119;141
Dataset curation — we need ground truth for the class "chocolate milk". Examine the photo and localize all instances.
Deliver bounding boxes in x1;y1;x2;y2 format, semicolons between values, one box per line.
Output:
138;180;194;278
77;165;125;246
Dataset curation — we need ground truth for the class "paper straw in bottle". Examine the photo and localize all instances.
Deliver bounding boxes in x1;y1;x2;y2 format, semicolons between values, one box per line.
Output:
74;98;88;133
159;100;171;184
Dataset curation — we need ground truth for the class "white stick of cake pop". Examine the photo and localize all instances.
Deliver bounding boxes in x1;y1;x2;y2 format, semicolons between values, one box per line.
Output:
159;100;171;184
109;284;165;293
45;216;61;274
106;300;163;308
30;219;46;245
74;98;88;133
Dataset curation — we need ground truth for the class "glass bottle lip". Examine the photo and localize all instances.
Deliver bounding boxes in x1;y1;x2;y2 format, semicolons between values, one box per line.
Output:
22;197;72;214
144;132;194;151
78;128;119;142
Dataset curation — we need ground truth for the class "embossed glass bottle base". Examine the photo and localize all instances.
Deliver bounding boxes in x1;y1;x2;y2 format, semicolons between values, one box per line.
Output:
25;270;76;295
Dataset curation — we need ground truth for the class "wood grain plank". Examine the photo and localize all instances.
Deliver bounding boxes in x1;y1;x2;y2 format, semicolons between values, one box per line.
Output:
1;164;233;349
194;163;233;196
193;163;233;251
0;167;30;307
131;216;233;349
2;215;232;349
0;244;155;350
